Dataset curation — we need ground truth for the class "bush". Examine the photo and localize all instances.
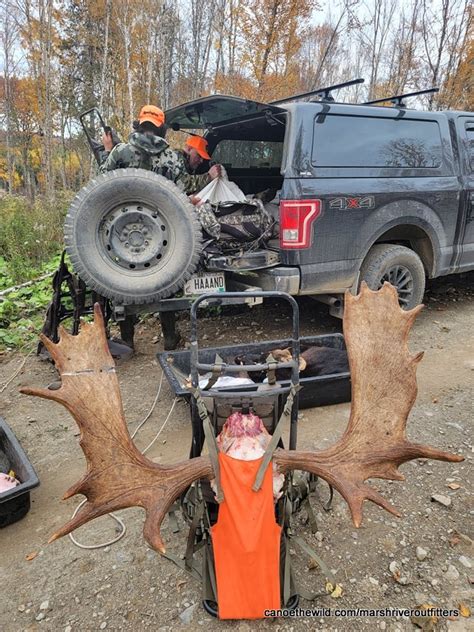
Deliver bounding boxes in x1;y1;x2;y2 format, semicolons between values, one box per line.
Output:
0;254;65;350
0;192;73;286
0;193;73;350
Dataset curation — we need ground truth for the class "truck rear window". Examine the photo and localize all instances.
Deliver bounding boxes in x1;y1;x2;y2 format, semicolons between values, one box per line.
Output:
212;140;283;168
312;115;442;168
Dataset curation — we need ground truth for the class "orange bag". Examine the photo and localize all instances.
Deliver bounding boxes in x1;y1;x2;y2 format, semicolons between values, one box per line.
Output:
211;452;282;619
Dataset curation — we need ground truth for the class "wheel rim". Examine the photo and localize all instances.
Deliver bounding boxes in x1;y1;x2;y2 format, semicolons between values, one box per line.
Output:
379;265;414;307
99;203;170;271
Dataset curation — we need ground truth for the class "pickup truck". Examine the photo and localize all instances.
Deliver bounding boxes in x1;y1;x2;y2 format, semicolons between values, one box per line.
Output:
64;88;474;340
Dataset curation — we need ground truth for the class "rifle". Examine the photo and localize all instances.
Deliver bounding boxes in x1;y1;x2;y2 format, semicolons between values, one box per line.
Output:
79;107;121;165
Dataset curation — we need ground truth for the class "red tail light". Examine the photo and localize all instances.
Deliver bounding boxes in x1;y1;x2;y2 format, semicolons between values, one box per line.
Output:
279;200;321;249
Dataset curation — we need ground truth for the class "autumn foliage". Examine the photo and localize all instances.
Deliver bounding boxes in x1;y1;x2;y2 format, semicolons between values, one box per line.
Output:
0;0;472;197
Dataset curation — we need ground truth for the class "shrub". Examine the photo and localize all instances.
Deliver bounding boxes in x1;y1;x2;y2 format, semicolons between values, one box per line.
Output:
0;192;73;286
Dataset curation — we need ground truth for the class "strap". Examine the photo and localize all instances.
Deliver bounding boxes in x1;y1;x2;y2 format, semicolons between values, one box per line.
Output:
205;537;218;602
252;384;301;492
202;353;224;391
184;500;205;571
191;388;224;503
290;534;337;586
283;533;293;606
301;494;319;533
201;495;218;603
266;353;278;386
161;550;202;582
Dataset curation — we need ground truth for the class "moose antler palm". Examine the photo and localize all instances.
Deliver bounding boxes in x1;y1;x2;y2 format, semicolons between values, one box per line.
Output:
274;283;463;525
21;283;463;554
21;304;213;553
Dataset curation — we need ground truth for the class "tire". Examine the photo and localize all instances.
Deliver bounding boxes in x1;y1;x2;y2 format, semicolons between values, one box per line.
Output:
358;244;426;310
64;169;203;304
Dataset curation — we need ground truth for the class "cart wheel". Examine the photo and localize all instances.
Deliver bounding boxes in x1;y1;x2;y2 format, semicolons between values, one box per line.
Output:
285;593;300;610
202;599;218;618
202;594;299;618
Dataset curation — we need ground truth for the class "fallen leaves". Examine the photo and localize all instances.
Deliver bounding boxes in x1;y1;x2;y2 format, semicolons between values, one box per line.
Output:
325;581;343;598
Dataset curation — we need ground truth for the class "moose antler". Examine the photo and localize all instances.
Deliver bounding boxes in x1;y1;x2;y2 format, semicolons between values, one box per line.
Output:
274;282;463;526
22;285;463;554
21;304;213;553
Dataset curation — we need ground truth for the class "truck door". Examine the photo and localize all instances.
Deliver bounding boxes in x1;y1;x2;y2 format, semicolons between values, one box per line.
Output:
457;117;474;269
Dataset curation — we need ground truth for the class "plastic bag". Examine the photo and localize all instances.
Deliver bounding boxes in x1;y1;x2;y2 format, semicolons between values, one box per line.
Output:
196;173;246;206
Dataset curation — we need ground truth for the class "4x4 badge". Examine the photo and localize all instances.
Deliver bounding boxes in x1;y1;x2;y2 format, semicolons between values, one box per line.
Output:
329;196;375;210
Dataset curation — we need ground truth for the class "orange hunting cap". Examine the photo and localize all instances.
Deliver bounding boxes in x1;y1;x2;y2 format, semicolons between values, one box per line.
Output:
186;135;211;160
138;105;165;128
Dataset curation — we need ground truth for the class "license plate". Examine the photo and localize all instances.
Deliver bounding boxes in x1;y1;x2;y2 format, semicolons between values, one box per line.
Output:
184;273;226;296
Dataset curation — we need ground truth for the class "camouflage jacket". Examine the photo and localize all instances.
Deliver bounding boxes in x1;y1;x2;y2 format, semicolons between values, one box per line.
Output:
99;133;210;195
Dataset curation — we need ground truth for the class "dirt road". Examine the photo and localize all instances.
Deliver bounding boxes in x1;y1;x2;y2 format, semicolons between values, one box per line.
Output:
0;274;472;632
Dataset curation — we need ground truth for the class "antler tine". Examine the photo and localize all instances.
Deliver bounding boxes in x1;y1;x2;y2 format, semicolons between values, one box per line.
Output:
21;303;214;553
274;283;463;527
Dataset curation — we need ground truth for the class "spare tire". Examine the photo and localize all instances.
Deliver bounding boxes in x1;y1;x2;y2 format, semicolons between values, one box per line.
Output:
64;169;203;304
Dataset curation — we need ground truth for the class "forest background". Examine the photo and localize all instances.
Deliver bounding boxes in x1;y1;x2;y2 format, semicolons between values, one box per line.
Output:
0;0;472;347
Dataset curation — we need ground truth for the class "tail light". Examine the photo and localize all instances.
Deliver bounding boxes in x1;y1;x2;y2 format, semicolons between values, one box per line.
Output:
279;199;321;249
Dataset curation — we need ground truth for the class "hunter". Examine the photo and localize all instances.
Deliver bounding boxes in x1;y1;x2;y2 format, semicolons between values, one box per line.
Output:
100;104;221;351
100;104;221;195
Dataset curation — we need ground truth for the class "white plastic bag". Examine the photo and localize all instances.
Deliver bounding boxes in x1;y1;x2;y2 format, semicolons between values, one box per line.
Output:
196;172;246;206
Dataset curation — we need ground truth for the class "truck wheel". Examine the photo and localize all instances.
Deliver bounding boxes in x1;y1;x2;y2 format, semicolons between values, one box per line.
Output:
358;244;426;310
64;169;202;304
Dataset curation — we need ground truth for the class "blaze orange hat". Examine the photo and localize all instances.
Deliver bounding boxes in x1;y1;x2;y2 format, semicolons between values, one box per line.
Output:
138;105;165;128
186;135;211;160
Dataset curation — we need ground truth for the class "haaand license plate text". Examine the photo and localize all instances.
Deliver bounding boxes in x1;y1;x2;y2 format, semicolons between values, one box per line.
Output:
185;273;226;296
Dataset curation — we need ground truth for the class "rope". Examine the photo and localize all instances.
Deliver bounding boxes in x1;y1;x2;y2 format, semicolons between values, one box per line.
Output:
131;370;164;439
68;498;126;549
141;397;177;455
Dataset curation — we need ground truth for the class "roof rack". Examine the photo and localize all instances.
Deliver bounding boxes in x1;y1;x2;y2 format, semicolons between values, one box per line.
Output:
364;87;439;108
271;78;365;105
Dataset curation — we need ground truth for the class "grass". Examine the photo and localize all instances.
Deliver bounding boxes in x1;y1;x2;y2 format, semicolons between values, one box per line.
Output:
0;193;73;350
0;193;72;285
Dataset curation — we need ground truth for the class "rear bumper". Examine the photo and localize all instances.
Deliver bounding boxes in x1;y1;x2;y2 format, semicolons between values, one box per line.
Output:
228;258;361;295
227;267;300;294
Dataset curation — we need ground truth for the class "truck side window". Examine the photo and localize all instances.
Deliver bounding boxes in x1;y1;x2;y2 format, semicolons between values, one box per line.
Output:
212;140;283;169
465;124;474;172
312;115;442;169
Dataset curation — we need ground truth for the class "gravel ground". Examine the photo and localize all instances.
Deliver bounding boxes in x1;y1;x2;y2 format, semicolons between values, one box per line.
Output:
0;273;472;632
